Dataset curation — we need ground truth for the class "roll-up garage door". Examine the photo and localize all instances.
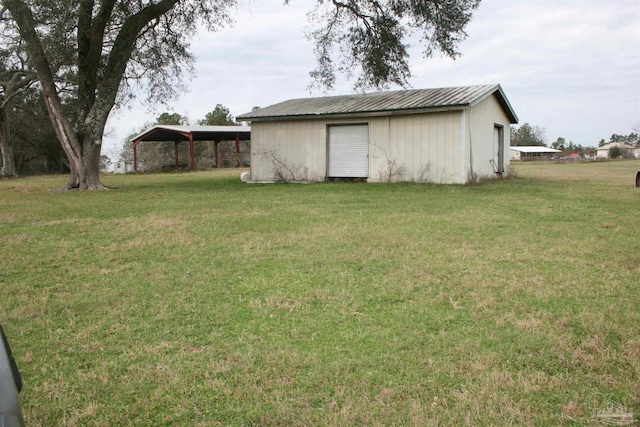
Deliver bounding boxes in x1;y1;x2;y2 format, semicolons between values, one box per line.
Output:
328;124;369;178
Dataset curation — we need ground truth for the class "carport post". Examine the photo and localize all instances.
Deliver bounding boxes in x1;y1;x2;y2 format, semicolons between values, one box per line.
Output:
235;133;241;167
174;141;180;167
133;139;139;172
189;134;196;170
214;141;220;168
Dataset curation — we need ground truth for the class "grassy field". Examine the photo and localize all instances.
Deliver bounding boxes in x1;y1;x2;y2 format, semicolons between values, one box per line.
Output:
1;161;638;426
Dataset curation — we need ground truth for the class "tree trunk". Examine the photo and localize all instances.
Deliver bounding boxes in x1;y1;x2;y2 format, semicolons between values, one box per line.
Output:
63;146;104;190
61;127;108;191
0;106;18;178
38;88;108;190
37;92;107;190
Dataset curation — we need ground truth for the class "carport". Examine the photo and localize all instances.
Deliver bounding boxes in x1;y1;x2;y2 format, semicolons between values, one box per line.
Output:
130;125;251;172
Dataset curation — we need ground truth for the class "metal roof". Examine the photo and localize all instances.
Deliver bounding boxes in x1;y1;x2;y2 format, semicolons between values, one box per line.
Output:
596;142;635;151
237;84;518;123
509;146;561;153
131;125;251;143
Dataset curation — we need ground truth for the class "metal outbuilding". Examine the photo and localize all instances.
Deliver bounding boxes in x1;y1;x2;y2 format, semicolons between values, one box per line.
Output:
130;125;251;172
237;84;518;184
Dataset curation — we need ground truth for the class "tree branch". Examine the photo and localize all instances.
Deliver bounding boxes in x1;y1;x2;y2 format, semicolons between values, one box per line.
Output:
3;0;81;161
78;0;117;118
331;0;374;32
90;0;180;128
0;70;36;108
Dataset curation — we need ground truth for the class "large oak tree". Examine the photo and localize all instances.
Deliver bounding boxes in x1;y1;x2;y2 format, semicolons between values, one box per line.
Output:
1;0;480;190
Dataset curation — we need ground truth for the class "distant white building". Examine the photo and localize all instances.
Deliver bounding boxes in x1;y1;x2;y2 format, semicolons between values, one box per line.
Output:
113;161;134;174
596;142;635;159
509;146;561;160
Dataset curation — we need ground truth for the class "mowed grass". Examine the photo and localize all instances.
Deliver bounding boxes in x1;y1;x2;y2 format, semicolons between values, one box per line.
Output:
1;161;638;426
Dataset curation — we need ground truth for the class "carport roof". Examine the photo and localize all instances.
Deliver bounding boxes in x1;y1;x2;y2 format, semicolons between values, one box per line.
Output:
131;125;251;143
237;84;518;124
510;146;561;153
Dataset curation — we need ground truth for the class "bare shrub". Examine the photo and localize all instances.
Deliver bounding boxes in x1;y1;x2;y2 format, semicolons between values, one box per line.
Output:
414;163;432;183
374;144;407;182
254;148;315;183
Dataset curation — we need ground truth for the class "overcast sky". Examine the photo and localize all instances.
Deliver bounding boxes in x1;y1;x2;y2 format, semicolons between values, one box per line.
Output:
103;0;640;156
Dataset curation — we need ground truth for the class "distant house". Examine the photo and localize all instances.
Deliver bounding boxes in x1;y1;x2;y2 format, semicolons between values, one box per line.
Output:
237;84;518;184
596;142;635;158
113;161;134;174
509;146;561;160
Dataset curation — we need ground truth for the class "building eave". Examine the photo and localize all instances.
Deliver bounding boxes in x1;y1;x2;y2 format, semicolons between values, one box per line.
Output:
245;105;473;123
238;84;519;125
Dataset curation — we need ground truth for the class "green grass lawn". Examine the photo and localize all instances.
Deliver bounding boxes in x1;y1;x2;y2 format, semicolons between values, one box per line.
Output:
1;161;639;426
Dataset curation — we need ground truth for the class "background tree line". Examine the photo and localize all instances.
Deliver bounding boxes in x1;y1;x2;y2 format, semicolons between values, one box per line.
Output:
596;132;639;147
511;122;640;158
1;69;67;177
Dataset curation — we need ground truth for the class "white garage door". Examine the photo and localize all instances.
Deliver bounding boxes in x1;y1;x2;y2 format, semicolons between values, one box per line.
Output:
328;124;369;178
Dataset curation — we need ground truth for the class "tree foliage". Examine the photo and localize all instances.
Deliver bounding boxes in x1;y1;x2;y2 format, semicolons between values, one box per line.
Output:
307;0;480;91
156;112;189;126
608;145;623;159
597;132;638;148
510;123;546;147
0;34;65;176
9;86;67;175
551;137;565;150
0;24;35;177
0;71;33;177
198;104;236;126
551;136;587;156
607;132;638;147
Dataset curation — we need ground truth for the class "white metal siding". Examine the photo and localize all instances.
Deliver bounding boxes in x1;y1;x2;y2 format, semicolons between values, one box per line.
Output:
249;121;327;181
467;94;512;180
328;125;369;177
375;111;462;183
